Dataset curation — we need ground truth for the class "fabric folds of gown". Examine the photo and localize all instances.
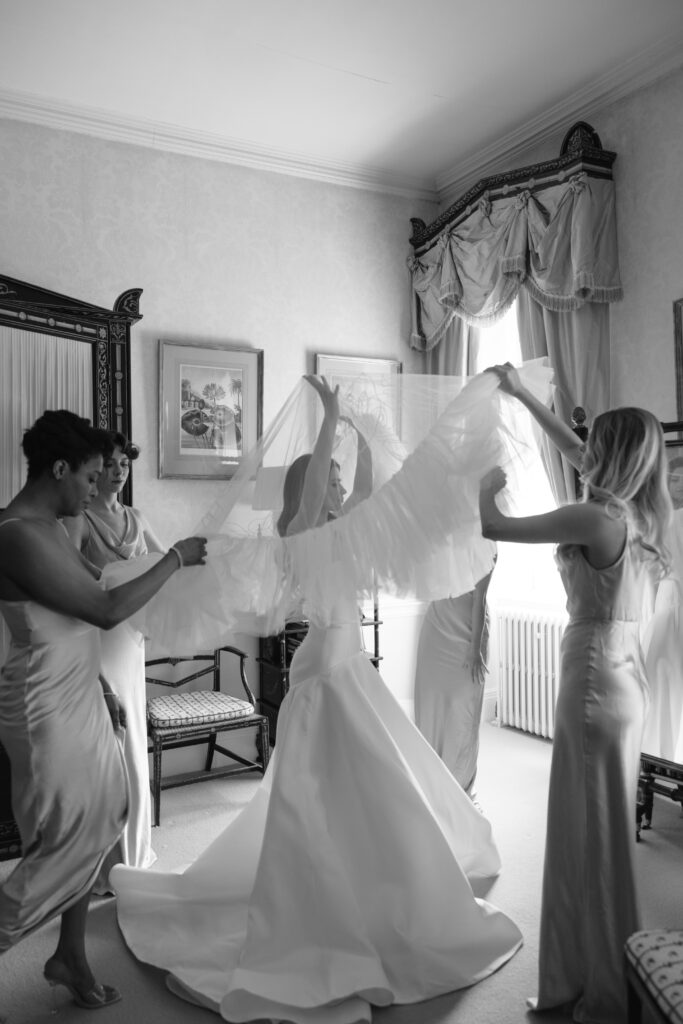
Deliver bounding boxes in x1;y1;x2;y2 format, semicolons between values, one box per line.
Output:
113;594;522;1023
82;506;156;890
414;592;485;794
534;540;654;1024
0;597;127;948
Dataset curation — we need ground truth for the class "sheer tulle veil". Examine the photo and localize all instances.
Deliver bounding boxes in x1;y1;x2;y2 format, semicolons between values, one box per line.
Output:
106;360;553;655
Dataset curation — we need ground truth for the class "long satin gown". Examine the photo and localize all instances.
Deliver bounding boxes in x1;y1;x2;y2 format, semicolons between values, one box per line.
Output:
81;507;156;890
414;592;487;796
113;588;522;1024
642;507;683;763
0;529;127;947
534;540;654;1024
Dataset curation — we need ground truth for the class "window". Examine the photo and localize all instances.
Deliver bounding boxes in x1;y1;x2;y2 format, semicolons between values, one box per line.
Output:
474;305;566;613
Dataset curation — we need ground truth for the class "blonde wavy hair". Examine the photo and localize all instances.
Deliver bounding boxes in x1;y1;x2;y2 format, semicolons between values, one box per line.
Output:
580;407;673;577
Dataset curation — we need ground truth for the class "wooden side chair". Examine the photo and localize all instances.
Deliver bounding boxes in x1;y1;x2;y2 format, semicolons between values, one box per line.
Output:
625;929;683;1024
146;645;270;826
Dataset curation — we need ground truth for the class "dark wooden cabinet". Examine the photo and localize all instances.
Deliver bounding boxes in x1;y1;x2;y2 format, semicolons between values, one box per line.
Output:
258;598;382;744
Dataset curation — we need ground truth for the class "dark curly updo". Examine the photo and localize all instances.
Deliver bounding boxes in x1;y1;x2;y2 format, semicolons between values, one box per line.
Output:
104;430;140;461
22;410;113;480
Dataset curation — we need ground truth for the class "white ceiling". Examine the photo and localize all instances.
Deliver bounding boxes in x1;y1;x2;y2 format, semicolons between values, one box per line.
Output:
2;0;683;201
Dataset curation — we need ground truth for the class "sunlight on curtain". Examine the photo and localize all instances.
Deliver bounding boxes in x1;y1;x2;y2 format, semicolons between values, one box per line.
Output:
0;327;93;507
474;306;566;612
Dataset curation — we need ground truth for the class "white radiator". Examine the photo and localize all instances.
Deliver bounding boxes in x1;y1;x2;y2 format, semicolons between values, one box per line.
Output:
494;606;567;739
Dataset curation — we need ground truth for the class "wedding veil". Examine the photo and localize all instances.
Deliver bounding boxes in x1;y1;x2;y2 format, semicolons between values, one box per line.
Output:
108;360;553;656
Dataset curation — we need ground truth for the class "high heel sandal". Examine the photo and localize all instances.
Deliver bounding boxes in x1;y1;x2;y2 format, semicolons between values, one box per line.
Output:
44;961;122;1010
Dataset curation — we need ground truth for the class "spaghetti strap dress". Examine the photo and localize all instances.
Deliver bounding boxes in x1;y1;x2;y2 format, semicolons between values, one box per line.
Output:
0;520;127;948
534;539;654;1024
81;507;156;889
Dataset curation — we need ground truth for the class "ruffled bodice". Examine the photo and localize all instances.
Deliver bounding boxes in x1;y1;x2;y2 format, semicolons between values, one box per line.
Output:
288;590;363;686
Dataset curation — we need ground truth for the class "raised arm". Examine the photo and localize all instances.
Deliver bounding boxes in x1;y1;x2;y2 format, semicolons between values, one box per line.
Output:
339;417;373;514
479;466;626;567
0;521;206;630
489;362;584;471
287;375;340;535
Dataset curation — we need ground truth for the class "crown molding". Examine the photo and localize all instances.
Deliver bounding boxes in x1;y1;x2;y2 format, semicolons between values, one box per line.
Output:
0;86;438;202
436;31;683;206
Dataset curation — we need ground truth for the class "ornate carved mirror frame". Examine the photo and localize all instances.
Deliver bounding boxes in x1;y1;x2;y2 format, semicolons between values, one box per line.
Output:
0;274;142;504
0;273;142;859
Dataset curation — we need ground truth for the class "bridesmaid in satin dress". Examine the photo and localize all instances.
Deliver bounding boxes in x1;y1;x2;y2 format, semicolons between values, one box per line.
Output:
0;409;206;1010
413;564;495;803
479;364;672;1024
64;431;164;892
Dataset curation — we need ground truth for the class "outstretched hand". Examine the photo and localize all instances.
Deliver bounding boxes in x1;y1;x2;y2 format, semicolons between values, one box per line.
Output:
172;536;208;567
304;374;340;419
480;466;507;497
486;362;523;396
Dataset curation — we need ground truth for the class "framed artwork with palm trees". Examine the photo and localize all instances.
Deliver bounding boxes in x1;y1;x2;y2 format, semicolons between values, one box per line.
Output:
159;340;263;478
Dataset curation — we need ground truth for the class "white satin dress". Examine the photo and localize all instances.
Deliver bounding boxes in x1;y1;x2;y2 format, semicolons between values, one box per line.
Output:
112;588;522;1023
82;507;156;890
0;585;127;948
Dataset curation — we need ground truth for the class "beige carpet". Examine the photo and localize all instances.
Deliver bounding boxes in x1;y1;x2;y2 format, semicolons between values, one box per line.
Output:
1;722;681;1024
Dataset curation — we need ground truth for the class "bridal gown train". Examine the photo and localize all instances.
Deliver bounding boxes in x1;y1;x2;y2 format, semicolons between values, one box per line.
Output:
112;588;522;1024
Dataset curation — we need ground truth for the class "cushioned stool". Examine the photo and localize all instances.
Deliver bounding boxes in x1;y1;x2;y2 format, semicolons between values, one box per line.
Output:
625;929;683;1024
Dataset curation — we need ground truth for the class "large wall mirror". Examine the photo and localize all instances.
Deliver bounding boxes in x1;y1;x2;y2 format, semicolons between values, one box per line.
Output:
0;274;142;859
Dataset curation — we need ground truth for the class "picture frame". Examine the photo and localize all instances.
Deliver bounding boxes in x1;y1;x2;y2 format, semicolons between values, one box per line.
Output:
315;353;402;381
159;340;263;479
314;353;402;436
674;296;683;419
661;419;683;509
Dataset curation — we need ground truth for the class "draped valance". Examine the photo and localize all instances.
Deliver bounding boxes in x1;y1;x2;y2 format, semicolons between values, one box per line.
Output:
408;123;622;352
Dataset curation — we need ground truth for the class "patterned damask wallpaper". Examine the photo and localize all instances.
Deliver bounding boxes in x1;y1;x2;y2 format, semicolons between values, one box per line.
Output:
594;66;683;419
0;118;435;541
2;62;682;539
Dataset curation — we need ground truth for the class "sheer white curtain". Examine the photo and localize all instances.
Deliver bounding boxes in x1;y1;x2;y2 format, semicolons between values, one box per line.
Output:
0;327;92;506
0;328;93;664
473;306;566;610
516;291;610;505
423;316;481;376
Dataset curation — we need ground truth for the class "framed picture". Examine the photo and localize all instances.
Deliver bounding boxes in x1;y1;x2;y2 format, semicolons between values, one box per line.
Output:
315;353;402;381
314;353;402;435
159;341;263;479
673;296;683;419
662;420;683;509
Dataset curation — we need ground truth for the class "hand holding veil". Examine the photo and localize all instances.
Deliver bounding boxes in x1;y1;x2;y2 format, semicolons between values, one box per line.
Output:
105;359;554;655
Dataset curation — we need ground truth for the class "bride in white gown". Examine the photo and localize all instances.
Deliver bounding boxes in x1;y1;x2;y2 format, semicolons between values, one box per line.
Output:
112;373;524;1024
